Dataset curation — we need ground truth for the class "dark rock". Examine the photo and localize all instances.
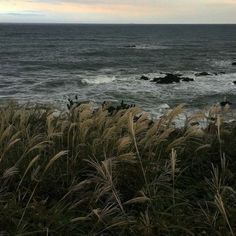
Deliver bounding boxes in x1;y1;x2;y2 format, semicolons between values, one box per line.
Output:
195;72;211;77
214;71;226;75
232;62;236;66
152;74;180;84
67;97;89;110
173;73;183;77
181;77;194;82
124;45;136;48
103;100;136;115
220;96;233;107
140;75;149;81
107;105;116;114
220;101;232;107
152;73;194;84
233;81;236;85
116;100;135;111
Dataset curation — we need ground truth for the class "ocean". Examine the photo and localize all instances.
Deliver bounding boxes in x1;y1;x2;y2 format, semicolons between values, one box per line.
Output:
0;24;236;116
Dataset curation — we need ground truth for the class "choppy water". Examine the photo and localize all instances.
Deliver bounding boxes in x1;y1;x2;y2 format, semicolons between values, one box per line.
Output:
0;24;236;116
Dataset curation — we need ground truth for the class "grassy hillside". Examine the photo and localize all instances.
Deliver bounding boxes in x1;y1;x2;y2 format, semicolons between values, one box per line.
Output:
0;102;235;235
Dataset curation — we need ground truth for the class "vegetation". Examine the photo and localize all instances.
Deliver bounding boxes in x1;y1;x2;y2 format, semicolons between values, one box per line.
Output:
0;101;236;235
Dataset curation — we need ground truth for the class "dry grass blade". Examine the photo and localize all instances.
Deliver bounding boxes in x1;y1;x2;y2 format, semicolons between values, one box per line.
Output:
16;155;40;191
195;144;211;153
171;149;177;178
0;125;13;144
124;196;150;205
166;104;185;126
215;193;235;236
124;191;150;205
117;136;132;153
3;166;18;179
171;149;177;207
25;140;53;156
0;138;21;163
43;150;68;175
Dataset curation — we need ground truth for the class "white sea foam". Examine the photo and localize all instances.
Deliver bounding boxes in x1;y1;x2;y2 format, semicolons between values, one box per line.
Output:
158;103;170;109
211;59;232;68
82;75;116;85
135;45;170;50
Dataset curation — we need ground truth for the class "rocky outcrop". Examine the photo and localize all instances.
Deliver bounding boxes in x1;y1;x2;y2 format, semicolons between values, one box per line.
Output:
103;100;136;115
140;75;149;80
152;73;194;84
232;62;236;66
181;77;194;82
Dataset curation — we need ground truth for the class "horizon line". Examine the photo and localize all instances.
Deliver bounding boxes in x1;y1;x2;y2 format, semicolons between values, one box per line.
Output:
1;22;236;25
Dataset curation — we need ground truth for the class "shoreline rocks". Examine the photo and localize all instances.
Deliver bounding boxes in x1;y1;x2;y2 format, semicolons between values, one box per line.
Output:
220;97;233;107
220;101;232;107
103;100;136;115
139;70;232;85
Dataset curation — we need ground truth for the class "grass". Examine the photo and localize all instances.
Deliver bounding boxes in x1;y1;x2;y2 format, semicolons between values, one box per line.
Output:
0;101;236;235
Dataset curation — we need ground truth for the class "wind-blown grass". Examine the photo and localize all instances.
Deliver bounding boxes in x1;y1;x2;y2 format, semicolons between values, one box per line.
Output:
0;102;235;235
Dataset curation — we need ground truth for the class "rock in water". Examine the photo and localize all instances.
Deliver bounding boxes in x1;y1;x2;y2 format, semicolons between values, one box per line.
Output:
152;73;194;84
195;72;211;76
181;77;194;82
232;62;236;66
233;81;236;85
152;73;180;84
124;45;136;48
213;72;226;75
140;75;149;80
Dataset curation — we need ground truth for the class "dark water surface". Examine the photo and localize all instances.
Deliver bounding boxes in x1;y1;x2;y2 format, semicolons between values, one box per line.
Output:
0;24;236;115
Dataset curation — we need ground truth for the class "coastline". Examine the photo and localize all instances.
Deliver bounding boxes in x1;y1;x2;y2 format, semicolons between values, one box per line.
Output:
1;23;236;234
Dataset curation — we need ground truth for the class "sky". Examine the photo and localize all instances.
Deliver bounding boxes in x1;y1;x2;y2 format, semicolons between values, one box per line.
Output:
0;0;236;24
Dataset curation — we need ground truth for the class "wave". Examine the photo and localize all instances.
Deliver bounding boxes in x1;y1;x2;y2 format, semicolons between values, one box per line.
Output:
82;75;116;85
158;103;170;109
135;45;170;50
123;44;170;50
210;59;233;68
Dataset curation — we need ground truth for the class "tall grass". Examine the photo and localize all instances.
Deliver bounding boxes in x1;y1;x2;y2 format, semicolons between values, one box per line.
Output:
0;101;235;235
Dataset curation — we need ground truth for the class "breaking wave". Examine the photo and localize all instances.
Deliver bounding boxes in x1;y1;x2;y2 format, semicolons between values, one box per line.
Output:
82;75;117;85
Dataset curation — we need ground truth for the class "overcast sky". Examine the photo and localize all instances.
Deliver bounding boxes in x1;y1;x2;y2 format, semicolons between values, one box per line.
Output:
0;0;236;23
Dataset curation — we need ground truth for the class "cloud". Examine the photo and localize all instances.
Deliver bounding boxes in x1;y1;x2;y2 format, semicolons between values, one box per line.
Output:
6;10;44;16
0;0;236;23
